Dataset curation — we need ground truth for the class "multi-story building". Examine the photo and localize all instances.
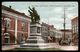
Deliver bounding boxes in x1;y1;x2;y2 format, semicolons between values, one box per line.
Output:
1;5;31;45
41;22;62;43
41;22;49;43
53;29;62;43
71;17;78;45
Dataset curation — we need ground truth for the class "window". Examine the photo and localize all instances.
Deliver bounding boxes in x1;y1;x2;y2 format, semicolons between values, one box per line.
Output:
22;22;25;31
4;18;11;28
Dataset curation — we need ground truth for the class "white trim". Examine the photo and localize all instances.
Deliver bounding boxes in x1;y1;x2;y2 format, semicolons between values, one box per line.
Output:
17;31;28;33
15;18;17;44
4;18;11;21
2;9;31;22
2;28;28;33
4;33;9;35
4;36;10;38
2;28;15;32
8;30;15;32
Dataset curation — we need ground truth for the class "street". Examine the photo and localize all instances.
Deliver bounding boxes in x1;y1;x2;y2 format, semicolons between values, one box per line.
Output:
47;43;78;51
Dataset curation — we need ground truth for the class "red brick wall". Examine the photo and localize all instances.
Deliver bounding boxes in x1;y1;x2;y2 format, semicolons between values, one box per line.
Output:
17;19;28;32
9;17;15;30
2;15;30;45
24;21;28;32
17;19;29;43
9;31;15;43
2;16;15;44
17;32;22;43
17;19;22;31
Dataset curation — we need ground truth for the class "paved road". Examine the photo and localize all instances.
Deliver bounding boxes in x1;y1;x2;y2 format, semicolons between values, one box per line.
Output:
47;43;78;51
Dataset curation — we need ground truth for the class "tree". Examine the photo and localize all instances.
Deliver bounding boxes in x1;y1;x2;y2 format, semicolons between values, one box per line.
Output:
28;6;40;24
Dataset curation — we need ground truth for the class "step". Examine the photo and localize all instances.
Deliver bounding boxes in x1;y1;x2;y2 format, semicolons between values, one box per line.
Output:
17;47;40;49
28;36;42;39
26;39;44;43
27;39;44;41
20;44;39;47
20;43;48;47
17;46;51;49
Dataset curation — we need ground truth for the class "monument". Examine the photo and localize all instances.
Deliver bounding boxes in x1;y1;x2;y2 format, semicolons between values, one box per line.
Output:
19;7;48;49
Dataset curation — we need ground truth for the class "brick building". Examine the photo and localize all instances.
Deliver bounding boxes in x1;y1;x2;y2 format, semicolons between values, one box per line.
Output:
41;22;62;43
1;5;31;45
71;17;78;45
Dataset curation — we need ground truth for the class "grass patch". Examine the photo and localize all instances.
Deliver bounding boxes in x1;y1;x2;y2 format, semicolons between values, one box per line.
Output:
4;48;62;51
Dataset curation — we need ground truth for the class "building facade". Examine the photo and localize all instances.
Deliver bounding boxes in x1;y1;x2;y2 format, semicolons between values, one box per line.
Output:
53;29;62;43
71;17;78;45
41;22;49;43
1;5;31;45
48;25;55;42
41;22;62;43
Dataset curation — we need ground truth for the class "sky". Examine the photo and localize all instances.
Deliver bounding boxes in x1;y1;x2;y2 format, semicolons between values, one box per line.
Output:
2;2;78;29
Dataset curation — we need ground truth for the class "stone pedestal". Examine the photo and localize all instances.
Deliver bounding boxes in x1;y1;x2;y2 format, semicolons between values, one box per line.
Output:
20;23;48;49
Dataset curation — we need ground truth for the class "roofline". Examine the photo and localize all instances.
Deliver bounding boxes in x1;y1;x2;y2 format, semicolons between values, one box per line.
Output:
2;5;31;19
71;16;78;21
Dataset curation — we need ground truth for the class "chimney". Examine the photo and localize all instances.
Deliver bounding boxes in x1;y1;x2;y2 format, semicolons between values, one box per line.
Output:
9;5;12;8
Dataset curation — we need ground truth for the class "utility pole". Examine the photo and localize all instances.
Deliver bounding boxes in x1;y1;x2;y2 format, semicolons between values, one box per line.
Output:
48;17;50;43
63;7;66;40
60;7;66;45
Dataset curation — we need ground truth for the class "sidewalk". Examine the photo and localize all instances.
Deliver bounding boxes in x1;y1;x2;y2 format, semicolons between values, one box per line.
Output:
2;45;20;50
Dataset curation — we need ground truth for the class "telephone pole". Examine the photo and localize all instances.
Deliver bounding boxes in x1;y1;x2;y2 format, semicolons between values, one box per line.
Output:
63;7;66;40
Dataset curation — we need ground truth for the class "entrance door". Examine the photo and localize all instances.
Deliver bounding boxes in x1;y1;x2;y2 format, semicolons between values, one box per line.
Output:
4;33;10;44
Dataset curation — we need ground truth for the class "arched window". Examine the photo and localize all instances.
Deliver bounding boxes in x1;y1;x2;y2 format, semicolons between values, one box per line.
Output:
4;18;11;29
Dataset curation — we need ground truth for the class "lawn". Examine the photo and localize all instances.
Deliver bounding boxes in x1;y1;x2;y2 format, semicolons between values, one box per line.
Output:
3;48;62;51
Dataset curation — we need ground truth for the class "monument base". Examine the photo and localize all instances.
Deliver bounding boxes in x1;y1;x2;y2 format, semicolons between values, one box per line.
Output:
19;24;48;49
